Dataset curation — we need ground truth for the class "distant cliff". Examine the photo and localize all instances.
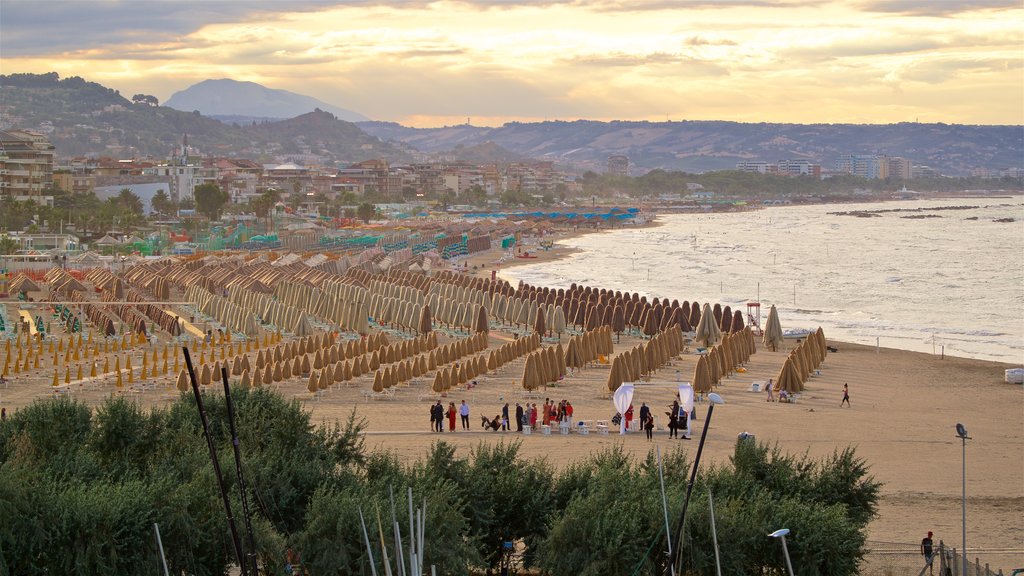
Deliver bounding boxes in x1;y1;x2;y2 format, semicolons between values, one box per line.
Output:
359;120;1024;176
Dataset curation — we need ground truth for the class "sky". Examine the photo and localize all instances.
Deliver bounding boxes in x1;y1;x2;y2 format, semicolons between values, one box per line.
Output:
2;0;1022;127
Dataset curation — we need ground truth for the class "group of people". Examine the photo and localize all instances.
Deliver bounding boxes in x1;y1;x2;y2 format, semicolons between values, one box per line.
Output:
429;398;578;433
429;399;471;432
512;398;575;432
611;401;692;441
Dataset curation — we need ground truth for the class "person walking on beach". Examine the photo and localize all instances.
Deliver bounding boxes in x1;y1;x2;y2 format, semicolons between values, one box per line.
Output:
447;402;457;432
515;402;524;432
766;378;775;402
840;383;851;407
625;404;634;432
668;401;679;438
460;400;470;430
921;531;934;575
529;403;538;430
502;403;510;431
643;413;654;441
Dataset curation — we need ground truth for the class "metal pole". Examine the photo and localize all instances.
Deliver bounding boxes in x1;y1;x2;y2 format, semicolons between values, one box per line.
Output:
359;508;379;576
656;446;675;576
153;523;170;576
708;492;722;576
780;535;795;576
962;436;967;576
183;347;247;575
222;366;259;576
670;401;717;575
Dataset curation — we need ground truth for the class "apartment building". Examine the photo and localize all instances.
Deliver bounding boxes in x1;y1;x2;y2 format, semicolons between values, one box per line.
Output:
607;155;629;176
0;129;55;198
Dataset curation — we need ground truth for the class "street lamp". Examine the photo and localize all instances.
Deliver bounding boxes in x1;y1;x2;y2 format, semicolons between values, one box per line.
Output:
669;392;725;575
955;423;970;576
768;528;795;576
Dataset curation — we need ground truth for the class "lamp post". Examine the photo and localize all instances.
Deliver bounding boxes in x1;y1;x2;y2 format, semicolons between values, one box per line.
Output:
669;392;724;575
768;528;795;576
955;423;970;576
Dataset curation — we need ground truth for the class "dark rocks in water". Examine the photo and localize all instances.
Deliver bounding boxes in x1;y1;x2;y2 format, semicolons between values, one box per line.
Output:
993;217;1016;223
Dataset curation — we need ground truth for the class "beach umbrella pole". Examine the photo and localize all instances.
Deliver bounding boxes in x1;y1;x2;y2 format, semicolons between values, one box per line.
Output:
669;393;724;576
359;508;379;576
656;446;675;576
709;492;722;576
183;347;247;576
221;366;260;576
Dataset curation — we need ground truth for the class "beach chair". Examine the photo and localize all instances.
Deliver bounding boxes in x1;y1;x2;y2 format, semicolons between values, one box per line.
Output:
541;425;552;435
559;421;571;435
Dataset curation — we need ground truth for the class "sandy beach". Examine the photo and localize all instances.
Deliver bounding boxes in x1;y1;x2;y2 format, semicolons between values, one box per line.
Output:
1;224;1021;567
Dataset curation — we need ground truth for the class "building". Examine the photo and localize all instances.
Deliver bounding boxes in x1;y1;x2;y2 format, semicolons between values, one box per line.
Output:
0;129;55;198
737;160;820;177
607;155;629;176
52;170;95;195
885;157;912;180
912;165;942;179
777;160;821;178
837;154;886;179
735;161;775;174
9;232;80;252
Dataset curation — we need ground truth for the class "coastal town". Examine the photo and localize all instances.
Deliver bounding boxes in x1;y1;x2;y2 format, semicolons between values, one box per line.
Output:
1;2;1022;571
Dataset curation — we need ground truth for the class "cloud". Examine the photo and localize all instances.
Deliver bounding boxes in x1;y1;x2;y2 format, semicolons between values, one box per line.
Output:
0;0;332;55
683;35;737;46
565;52;731;76
855;0;1022;16
887;56;1023;84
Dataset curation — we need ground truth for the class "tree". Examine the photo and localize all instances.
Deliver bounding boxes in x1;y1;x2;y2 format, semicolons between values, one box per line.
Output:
0;234;19;255
356;202;377;223
116;188;143;216
150;189;173;216
460;185;488;207
131;93;159;106
194;183;230;220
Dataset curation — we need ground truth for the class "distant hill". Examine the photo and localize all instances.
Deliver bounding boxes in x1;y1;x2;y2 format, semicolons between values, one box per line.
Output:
359;120;1024;176
0;73;405;164
166;79;368;123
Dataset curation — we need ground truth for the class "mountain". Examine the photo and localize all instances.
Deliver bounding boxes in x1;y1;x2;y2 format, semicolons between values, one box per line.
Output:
165;79;368;122
0;73;405;164
358;120;1024;176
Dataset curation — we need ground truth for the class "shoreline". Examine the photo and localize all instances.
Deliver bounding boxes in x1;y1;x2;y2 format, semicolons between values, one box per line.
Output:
464;208;1022;365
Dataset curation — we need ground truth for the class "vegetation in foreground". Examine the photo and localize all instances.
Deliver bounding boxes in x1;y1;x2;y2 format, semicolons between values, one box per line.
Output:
0;391;879;575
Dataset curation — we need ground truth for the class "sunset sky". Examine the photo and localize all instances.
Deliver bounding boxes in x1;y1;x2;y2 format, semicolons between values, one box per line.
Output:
2;0;1022;127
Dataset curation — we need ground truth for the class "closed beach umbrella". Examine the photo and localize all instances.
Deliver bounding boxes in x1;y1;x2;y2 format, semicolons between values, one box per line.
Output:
694;303;722;348
774;356;802;394
534;306;546;336
763;305;784;352
692;354;713;394
606;356;623;392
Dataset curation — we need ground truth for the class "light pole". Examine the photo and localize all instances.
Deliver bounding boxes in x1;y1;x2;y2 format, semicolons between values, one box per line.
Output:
955;423;970;576
768;528;795;576
669;392;725;575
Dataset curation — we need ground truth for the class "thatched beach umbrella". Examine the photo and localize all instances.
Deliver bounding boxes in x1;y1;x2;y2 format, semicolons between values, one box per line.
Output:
694;303;722;348
606;356;624;392
774;356;802;394
692;354;713;394
763;305;784;352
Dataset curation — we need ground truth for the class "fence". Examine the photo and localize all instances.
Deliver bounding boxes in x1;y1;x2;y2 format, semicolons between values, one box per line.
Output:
861;540;1019;576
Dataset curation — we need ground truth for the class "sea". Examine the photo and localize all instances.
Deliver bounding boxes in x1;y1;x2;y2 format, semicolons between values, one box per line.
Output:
497;197;1024;364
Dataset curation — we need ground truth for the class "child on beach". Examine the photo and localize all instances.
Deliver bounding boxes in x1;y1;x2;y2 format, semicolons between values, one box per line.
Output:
840;383;850;407
766;378;775;402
